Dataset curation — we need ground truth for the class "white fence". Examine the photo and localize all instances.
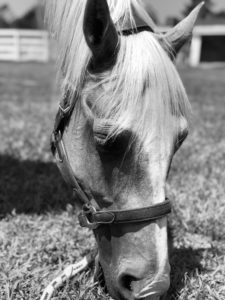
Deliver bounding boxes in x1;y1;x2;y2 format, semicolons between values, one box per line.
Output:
189;25;225;67
0;26;225;66
0;29;49;62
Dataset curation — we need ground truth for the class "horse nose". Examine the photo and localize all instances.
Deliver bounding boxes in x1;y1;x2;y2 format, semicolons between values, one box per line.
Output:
118;268;155;299
119;272;138;292
117;265;169;300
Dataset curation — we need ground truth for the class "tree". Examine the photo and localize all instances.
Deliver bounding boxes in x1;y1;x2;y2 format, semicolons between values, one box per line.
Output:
183;0;214;19
12;6;44;29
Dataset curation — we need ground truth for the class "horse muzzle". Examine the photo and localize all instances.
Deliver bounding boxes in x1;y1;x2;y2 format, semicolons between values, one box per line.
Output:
100;261;170;300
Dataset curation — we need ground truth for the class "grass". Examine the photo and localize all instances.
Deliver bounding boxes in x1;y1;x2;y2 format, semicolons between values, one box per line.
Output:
0;62;225;300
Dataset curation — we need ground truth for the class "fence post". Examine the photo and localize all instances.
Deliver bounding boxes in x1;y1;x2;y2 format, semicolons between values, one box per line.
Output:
43;32;49;62
189;35;202;67
14;30;20;61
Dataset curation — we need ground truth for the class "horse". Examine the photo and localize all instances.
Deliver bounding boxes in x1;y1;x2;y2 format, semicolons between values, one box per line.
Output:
44;1;203;299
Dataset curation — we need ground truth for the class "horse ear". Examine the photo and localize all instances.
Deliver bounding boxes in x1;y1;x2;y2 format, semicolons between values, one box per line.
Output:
83;0;119;70
163;2;204;56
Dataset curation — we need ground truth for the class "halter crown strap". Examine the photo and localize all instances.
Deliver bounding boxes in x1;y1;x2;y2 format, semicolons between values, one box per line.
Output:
119;25;153;36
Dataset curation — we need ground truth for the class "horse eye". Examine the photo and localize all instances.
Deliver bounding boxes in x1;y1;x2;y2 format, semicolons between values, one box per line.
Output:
94;131;131;156
94;134;123;155
174;128;189;152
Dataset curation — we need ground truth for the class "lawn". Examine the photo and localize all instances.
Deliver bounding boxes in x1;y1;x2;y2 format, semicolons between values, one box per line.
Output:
0;62;225;300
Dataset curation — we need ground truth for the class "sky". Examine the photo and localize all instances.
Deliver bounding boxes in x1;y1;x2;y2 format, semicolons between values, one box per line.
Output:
1;0;225;23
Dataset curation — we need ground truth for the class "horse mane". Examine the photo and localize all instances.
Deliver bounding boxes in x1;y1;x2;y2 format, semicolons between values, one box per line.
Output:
45;0;191;143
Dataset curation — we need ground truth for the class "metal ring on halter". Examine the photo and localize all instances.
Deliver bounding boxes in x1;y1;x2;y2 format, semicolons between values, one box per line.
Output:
59;103;71;114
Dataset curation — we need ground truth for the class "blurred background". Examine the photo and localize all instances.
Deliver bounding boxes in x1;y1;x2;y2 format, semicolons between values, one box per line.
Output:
0;1;225;299
0;0;224;64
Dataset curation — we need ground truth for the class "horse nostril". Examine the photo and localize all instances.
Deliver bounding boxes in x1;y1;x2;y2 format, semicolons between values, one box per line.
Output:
119;274;138;292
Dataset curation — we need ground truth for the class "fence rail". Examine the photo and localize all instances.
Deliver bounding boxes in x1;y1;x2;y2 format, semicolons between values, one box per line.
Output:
0;29;49;62
0;26;225;66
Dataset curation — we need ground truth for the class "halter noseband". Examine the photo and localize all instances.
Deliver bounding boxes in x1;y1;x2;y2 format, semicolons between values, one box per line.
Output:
51;26;171;231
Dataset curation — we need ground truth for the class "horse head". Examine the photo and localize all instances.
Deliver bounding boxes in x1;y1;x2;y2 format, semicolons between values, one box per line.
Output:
48;1;203;299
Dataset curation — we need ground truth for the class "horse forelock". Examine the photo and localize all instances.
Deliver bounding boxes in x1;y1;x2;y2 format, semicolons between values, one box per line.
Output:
45;0;191;144
83;33;190;144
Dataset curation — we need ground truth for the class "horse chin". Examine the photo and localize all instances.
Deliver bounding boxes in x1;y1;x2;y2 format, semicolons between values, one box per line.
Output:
135;292;167;300
136;297;161;300
141;296;165;300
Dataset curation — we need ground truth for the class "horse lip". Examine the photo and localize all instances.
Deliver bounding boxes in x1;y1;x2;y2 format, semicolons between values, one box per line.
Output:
135;293;161;300
135;291;160;300
134;277;169;299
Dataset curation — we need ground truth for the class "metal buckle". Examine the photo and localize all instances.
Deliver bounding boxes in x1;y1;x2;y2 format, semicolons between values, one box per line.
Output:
78;204;116;230
59;103;71;115
78;204;100;230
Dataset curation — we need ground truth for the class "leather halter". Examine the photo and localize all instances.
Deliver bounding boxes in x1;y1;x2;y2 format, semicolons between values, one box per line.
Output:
119;25;153;36
51;94;171;230
51;26;172;231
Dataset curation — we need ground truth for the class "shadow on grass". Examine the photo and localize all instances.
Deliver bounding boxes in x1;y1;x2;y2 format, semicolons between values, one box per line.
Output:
0;154;206;299
167;245;204;300
0;154;73;217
